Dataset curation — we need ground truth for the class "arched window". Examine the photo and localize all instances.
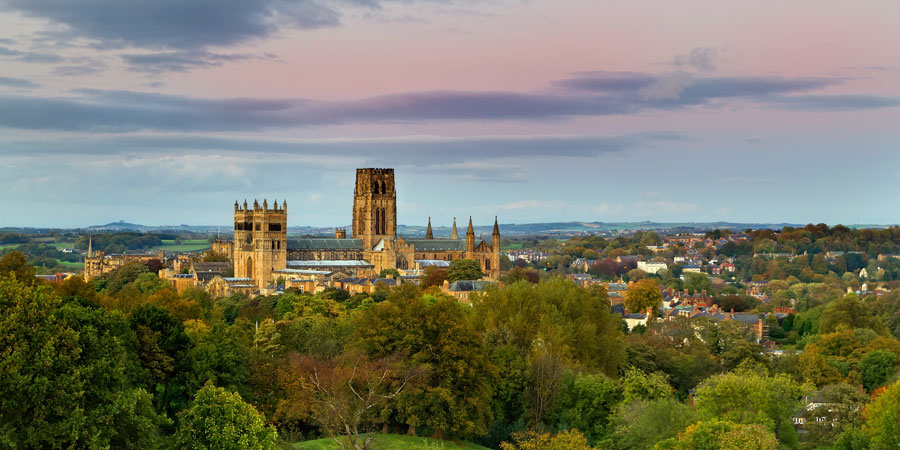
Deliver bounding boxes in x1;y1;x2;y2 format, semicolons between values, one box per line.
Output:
246;257;253;278
381;181;386;194
372;181;379;194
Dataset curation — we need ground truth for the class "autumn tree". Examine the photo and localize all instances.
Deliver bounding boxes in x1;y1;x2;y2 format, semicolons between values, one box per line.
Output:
501;429;598;450
655;419;778;450
862;380;900;450
625;278;663;316
420;265;448;288
0;251;36;284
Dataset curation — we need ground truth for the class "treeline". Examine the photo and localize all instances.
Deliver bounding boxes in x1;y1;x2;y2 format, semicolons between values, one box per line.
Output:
2;253;900;449
75;232;171;253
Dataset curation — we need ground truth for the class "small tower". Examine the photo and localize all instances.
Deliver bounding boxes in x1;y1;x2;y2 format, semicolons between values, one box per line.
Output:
352;168;397;248
492;216;500;251
451;217;458;240
426;217;433;239
87;236;93;258
335;228;347;239
466;216;475;257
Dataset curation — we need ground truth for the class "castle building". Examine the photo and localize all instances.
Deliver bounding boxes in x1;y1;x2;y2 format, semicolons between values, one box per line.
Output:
229;168;501;288
83;236;166;281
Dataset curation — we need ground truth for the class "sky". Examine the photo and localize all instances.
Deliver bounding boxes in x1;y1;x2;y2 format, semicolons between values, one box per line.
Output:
0;0;898;228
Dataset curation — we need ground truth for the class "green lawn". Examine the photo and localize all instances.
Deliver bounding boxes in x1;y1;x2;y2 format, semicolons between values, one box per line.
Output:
503;243;523;250
292;434;491;450
56;261;84;270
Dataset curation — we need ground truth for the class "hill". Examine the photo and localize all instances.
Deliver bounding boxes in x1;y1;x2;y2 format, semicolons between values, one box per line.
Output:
292;434;492;450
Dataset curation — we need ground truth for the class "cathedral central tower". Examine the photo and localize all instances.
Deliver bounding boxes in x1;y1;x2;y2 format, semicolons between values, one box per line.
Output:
352;168;397;249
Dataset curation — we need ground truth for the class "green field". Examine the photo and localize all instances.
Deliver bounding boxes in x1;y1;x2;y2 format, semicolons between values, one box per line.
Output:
504;243;523;250
292;434;491;450
56;261;84;270
0;243;21;250
153;239;211;252
51;241;77;250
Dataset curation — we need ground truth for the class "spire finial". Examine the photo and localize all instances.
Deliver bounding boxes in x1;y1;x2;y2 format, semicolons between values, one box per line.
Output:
451;217;459;240
426;217;433;239
467;216;474;235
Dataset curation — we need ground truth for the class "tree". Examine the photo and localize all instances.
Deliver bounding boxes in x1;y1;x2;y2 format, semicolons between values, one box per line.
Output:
621;368;672;405
0;277;163;448
174;382;277;450
420;265;448;288
501;429;598;450
606;398;695;450
655;419;778;450
353;288;495;437
378;268;401;278
683;273;712;294
820;294;886;334
285;352;425;450
625;279;663;316
803;383;869;447
860;350;897;392
0;251;36;284
692;368;805;444
862;380;900;449
554;373;622;442
447;258;484;282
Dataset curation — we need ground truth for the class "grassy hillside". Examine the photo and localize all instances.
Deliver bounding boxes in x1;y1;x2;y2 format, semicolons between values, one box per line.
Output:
152;239;211;252
292;434;492;450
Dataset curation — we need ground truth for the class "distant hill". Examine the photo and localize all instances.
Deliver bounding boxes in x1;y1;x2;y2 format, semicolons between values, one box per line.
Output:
11;220;888;237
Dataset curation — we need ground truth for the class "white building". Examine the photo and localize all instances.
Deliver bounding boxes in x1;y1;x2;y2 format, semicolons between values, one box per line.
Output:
637;260;668;274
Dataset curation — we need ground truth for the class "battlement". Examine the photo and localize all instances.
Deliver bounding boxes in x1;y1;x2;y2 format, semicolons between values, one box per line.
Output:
234;198;287;214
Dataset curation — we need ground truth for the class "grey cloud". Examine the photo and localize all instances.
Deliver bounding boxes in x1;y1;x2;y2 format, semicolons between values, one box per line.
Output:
123;51;257;73
0;132;686;162
0;0;371;50
0;46;63;63
769;95;900;111
52;61;107;76
0;73;894;132
0;76;38;89
672;47;719;72
0;38;15;45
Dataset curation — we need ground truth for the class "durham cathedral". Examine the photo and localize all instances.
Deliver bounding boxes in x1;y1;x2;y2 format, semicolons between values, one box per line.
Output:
220;168;501;289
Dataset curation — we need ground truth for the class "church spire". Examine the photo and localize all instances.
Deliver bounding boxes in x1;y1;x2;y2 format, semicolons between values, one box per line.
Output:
493;216;500;236
426;217;433;239
87;236;92;258
451;217;458;240
467;216;474;235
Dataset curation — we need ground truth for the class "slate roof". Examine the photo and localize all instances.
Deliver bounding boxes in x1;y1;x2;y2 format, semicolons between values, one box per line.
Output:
406;239;466;251
415;260;451;268
288;239;364;251
287;260;373;267
447;280;493;292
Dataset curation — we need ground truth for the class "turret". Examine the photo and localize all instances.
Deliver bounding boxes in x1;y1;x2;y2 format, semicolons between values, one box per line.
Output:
253;199;260;210
451;217;458;240
263;198;268;210
282;200;287;212
426;217;433;239
243;199;248;210
235;200;239;212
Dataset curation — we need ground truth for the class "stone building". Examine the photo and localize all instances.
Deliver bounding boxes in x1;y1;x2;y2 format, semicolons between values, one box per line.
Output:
226;168;501;289
82;237;165;281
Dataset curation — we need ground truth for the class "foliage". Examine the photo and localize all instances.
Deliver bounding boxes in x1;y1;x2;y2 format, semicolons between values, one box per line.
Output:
378;268;401;278
862;380;900;450
500;429;598;450
859;349;897;392
174;382;277;450
606;398;696;450
625;279;663;315
293;434;492;449
421;265;448;287
447;259;484;282
0;278;164;448
654;419;778;450
820;294;886;334
554;372;621;442
692;367;806;443
0;251;36;284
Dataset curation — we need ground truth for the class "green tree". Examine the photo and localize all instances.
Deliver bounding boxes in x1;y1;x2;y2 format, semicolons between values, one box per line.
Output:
353;286;495;437
621;368;672;404
692;368;805;444
606;398;695;450
683;273;712;294
859;350;897;392
378;268;401;278
820;294;886;334
625;279;663;315
555;373;622;442
189;324;250;395
0;278;163;449
447;258;484;282
654;419;778;450
174;382;277;450
862;380;900;450
0;251;36;284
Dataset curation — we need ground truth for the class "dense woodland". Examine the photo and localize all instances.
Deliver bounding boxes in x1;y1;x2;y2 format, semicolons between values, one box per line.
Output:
2;225;900;449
